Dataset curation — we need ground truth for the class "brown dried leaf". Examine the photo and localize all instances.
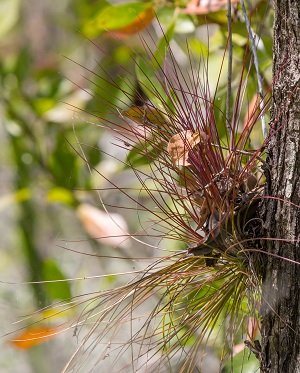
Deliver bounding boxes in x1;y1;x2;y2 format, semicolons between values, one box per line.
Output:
167;130;207;166
196;198;211;230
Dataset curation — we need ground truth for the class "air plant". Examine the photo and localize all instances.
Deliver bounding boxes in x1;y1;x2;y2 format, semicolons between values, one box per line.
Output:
11;1;277;372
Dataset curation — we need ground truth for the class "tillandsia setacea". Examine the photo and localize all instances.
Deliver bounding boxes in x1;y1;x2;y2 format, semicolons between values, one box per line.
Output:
60;5;275;372
9;1;291;372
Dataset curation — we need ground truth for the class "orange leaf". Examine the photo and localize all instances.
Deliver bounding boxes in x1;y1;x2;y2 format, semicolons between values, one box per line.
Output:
167;130;207;166
10;326;60;349
108;8;155;39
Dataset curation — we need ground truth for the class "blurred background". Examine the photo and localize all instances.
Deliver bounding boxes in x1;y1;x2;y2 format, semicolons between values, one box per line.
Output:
0;1;272;372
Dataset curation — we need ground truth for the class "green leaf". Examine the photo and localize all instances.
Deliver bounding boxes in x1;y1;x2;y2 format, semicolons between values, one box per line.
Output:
157;8;195;34
188;37;209;57
87;60;134;112
14;48;32;83
42;259;72;301
204;10;229;25
0;188;31;212
33;98;56;115
126;139;161;167
135;16;176;111
152;17;176;68
135;55;165;110
46;187;75;206
173;14;196;34
83;2;153;37
123;105;168;127
48;134;78;189
0;0;20;39
221;348;259;372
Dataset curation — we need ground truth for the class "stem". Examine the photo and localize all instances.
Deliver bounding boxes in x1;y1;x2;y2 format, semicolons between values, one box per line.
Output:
10;134;48;308
240;0;267;139
226;0;233;144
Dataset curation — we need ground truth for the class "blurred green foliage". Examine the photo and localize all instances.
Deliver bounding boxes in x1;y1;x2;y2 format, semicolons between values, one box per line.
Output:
0;0;273;371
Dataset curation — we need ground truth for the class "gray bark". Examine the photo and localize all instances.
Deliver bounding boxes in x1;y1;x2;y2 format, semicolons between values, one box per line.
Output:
260;1;300;372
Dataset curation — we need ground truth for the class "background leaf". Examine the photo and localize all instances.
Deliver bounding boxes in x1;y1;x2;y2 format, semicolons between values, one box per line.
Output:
42;259;71;301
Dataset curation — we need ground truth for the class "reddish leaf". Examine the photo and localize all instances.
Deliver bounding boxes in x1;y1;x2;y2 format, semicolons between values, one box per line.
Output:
185;0;240;15
233;317;259;354
243;93;260;130
76;204;129;248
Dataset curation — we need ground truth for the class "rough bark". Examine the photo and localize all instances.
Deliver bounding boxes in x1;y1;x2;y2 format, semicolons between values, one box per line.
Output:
260;1;300;372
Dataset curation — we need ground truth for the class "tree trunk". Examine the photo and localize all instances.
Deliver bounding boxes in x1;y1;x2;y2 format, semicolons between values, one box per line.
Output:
260;1;300;372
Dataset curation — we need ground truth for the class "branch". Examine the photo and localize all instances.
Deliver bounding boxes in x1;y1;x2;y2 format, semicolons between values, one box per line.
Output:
240;0;267;138
226;0;233;140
